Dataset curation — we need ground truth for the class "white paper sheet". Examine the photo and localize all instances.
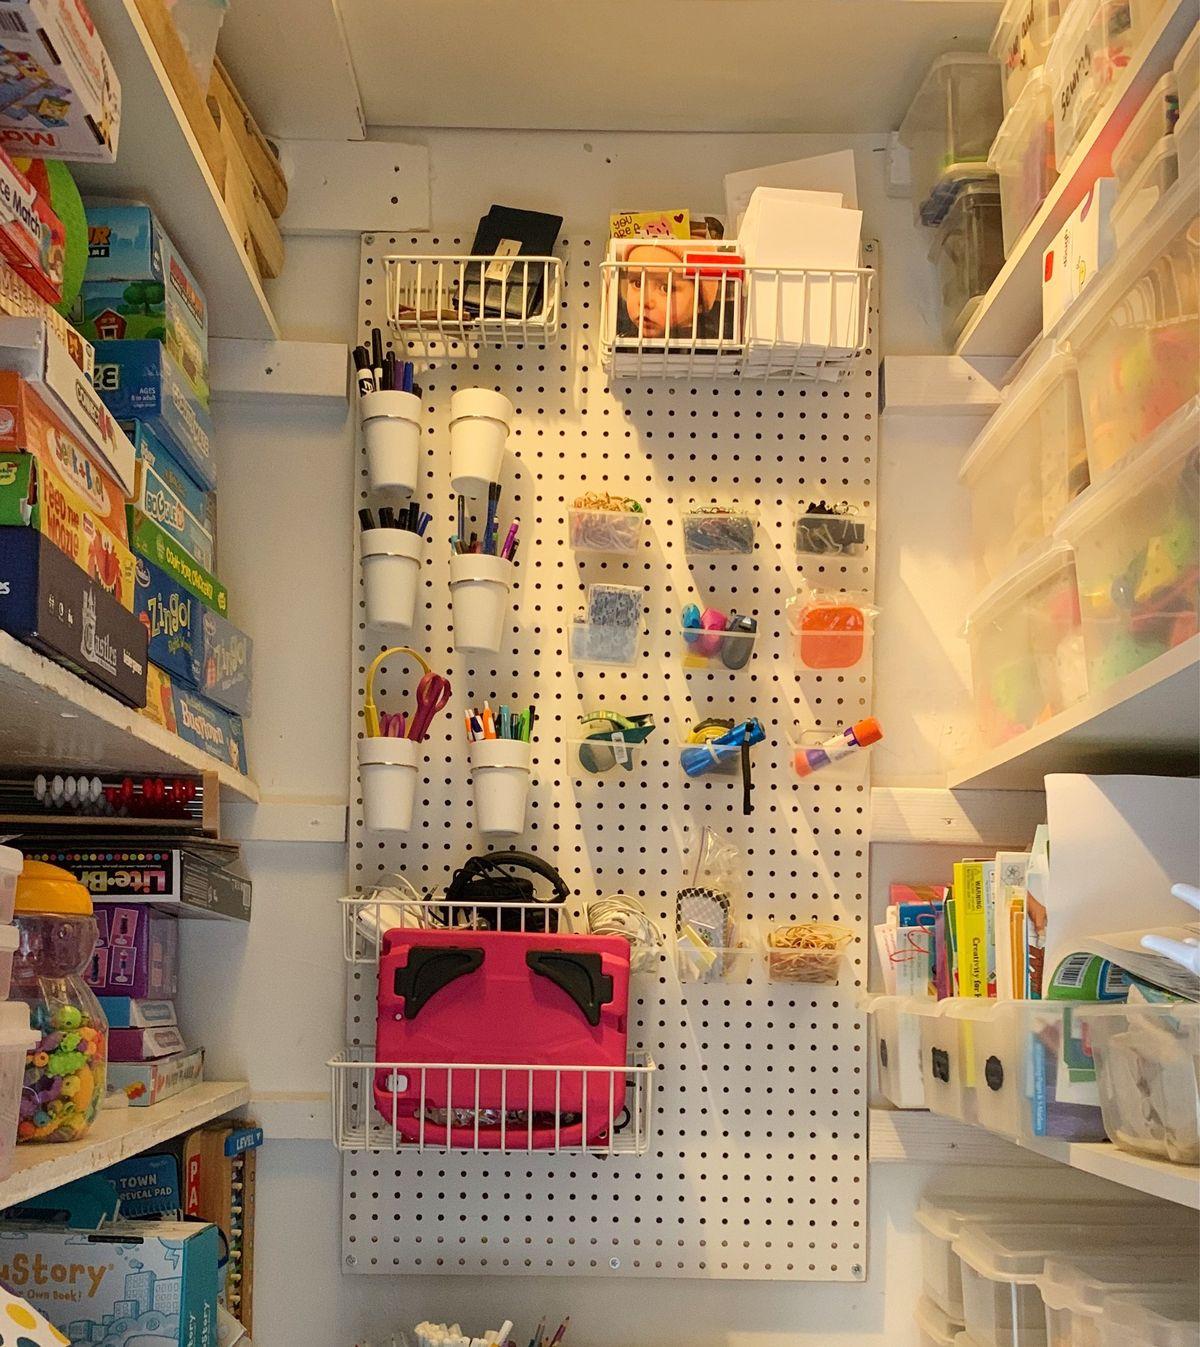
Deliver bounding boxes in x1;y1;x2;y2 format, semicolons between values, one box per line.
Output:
723;149;860;229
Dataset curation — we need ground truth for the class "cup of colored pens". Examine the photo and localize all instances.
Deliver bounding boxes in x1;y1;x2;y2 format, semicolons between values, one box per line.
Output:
359;504;432;630
449;488;519;654
357;332;422;494
465;702;535;835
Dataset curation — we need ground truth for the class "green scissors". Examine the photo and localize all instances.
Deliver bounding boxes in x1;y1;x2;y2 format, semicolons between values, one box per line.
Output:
577;710;656;774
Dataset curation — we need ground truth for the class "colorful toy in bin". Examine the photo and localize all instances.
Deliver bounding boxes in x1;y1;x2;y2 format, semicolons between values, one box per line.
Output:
12;860;107;1143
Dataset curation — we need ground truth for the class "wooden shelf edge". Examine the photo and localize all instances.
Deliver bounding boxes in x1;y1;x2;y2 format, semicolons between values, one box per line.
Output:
870;786;1045;846
0;1081;250;1209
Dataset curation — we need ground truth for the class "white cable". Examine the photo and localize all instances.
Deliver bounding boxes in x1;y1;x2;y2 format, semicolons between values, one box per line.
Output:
586;892;663;972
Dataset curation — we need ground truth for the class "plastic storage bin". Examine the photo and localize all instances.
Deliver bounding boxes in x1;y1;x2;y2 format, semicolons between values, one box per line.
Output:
967;999;1106;1142
900;54;1005;226
917;1294;964;1347
930;183;1005;344
1111;73;1179;192
917;999;978;1123
1055;402;1198;693
0;844;19;924
866;994;929;1109
1046;0;1167;168
1098;1289;1200;1347
1174;20;1199;115
1076;1001;1199;1163
1037;1251;1200;1347
964;542;1087;749
1061;171;1199;480
1111;136;1179;247
0;1002;36;1182
989;71;1058;255
960;342;1089;582
991;0;1065;109
1175;88;1199;160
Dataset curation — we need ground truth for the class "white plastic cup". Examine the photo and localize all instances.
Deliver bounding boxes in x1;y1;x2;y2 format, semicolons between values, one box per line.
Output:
358;736;420;832
0;844;21;925
361;528;423;629
449;552;514;653
469;738;533;835
362;390;422;494
449;388;513;496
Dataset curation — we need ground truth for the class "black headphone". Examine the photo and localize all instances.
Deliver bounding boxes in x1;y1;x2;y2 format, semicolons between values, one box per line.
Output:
444;851;570;931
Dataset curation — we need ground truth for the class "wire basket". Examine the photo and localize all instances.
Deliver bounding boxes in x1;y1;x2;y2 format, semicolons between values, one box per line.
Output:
330;1046;656;1154
385;254;562;352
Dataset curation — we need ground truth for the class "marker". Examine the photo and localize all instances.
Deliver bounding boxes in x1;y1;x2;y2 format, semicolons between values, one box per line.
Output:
352;345;373;397
371;327;384;391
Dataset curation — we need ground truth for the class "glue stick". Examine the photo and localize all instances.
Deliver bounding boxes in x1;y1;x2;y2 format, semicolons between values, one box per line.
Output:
793;717;882;777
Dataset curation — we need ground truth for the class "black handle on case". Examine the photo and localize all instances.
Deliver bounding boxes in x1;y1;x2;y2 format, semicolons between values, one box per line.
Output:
445;851;571;904
394;945;484;1019
526;950;613;1026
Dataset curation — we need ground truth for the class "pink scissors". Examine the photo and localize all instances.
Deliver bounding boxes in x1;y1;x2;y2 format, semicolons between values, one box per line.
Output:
407;671;451;742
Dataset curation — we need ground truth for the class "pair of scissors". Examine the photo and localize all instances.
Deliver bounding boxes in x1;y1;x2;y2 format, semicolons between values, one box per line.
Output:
379;711;407;737
407;671;451;742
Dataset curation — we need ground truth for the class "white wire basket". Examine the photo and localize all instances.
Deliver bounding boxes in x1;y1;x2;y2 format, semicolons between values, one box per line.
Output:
599;257;873;381
330;1046;656;1155
341;894;583;965
385;254;562;351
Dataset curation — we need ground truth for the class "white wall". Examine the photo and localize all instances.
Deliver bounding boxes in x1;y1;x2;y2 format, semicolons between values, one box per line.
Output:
183;130;1106;1347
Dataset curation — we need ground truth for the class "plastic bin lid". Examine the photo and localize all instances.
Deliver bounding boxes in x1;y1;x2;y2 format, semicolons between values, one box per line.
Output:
959;337;1075;484
0;924;17;953
1103;1287;1200;1346
953;1221;1199;1285
915;1294;962;1347
1112;74;1179;178
900;52;1003;139
14;860;93;917
0;1000;37;1050
0;844;21;876
963;539;1075;634
1174;21;1200;79
1055;396;1199;539
912;1194;1152;1241
1036;1251;1200;1315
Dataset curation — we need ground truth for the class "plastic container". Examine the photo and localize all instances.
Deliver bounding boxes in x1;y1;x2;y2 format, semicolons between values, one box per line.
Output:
967;999;1106;1142
674;923;758;984
358;736;419;833
789;593;876;671
1055;401;1198;693
794;507;872;557
917;1294;964;1347
964;541;1088;749
679;620;757;670
1175;90;1200;161
1076;1001;1199;1163
570;622;641;666
764;924;853;984
1098;1288;1200;1347
1111;136;1179;247
930;183;1006;345
960;341;1089;582
362;389;422;495
12;861;107;1144
469;737;533;835
900;54;1005;226
0;1002;37;1181
0;923;17;1001
989;70;1059;255
1112;74;1179;191
568;507;644;555
916;999;978;1123
1037;1251;1200;1347
1173;20;1199;115
449;552;515;654
361;528;423;629
866;994;929;1109
1061;174;1199;481
1046;0;1166;169
991;0;1065;108
0;844;20;925
682;506;757;555
449;388;513;496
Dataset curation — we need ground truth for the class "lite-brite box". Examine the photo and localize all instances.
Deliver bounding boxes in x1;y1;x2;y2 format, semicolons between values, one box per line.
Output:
108;1045;205;1105
0;147;63;303
94;340;215;491
78;204;209;406
88;902;179;999
128;419;215;541
135;556;251;714
98;996;177;1028
0;316;135;493
132;456;214;571
0;525;147;704
143;664;247;774
0;256;92;373
0;1221;217;1346
0;1287;72;1344
0;0;121;163
131;512;227;615
0;452;136;610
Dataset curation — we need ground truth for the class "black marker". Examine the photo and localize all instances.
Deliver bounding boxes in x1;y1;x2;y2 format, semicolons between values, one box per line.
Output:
352;346;373;398
371;328;384;392
358;507;376;531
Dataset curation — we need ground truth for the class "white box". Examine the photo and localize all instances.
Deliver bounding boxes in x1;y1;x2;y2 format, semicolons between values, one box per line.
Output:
1041;178;1117;334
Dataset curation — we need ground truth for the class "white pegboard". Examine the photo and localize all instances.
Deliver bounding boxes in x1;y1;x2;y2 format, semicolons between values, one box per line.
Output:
343;227;878;1281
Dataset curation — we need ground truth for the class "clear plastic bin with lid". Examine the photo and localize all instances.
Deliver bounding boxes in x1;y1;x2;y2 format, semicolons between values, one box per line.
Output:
931;182;1006;344
1097;1287;1200;1347
989;69;1058;255
990;0;1066;109
1036;1251;1200;1347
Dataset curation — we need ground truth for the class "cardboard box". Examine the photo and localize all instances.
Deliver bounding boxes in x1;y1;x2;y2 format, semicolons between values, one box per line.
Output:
109;1024;188;1061
1042;178;1118;334
0;1222;217;1347
98;995;177;1028
0;452;136;609
108;1045;205;1105
129;418;214;539
24;839;252;921
131;511;227;615
0;315;135;492
136;555;250;713
78;203;210;405
94;339;216;491
0;147;63;302
89;902;179;998
0;524;147;703
98;1151;182;1217
144;663;248;774
133;456;215;570
0;0;121;162
0;257;92;373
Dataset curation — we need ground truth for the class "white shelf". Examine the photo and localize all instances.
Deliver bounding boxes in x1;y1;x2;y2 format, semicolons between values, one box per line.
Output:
0;1081;250;1209
956;0;1199;357
949;635;1200;790
0;631;259;801
870;786;1045;845
1020;1135;1200;1209
73;0;279;341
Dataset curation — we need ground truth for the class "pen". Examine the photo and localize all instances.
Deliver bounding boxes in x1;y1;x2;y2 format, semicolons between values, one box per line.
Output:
358;507;376;530
417;511;432;537
548;1320;569;1346
524;704;536;742
352;345;373;397
499;522;518;559
464;712;476;742
371;328;384;391
408;500;419;533
402;360;414;394
484;482;501;554
457;494;466;546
